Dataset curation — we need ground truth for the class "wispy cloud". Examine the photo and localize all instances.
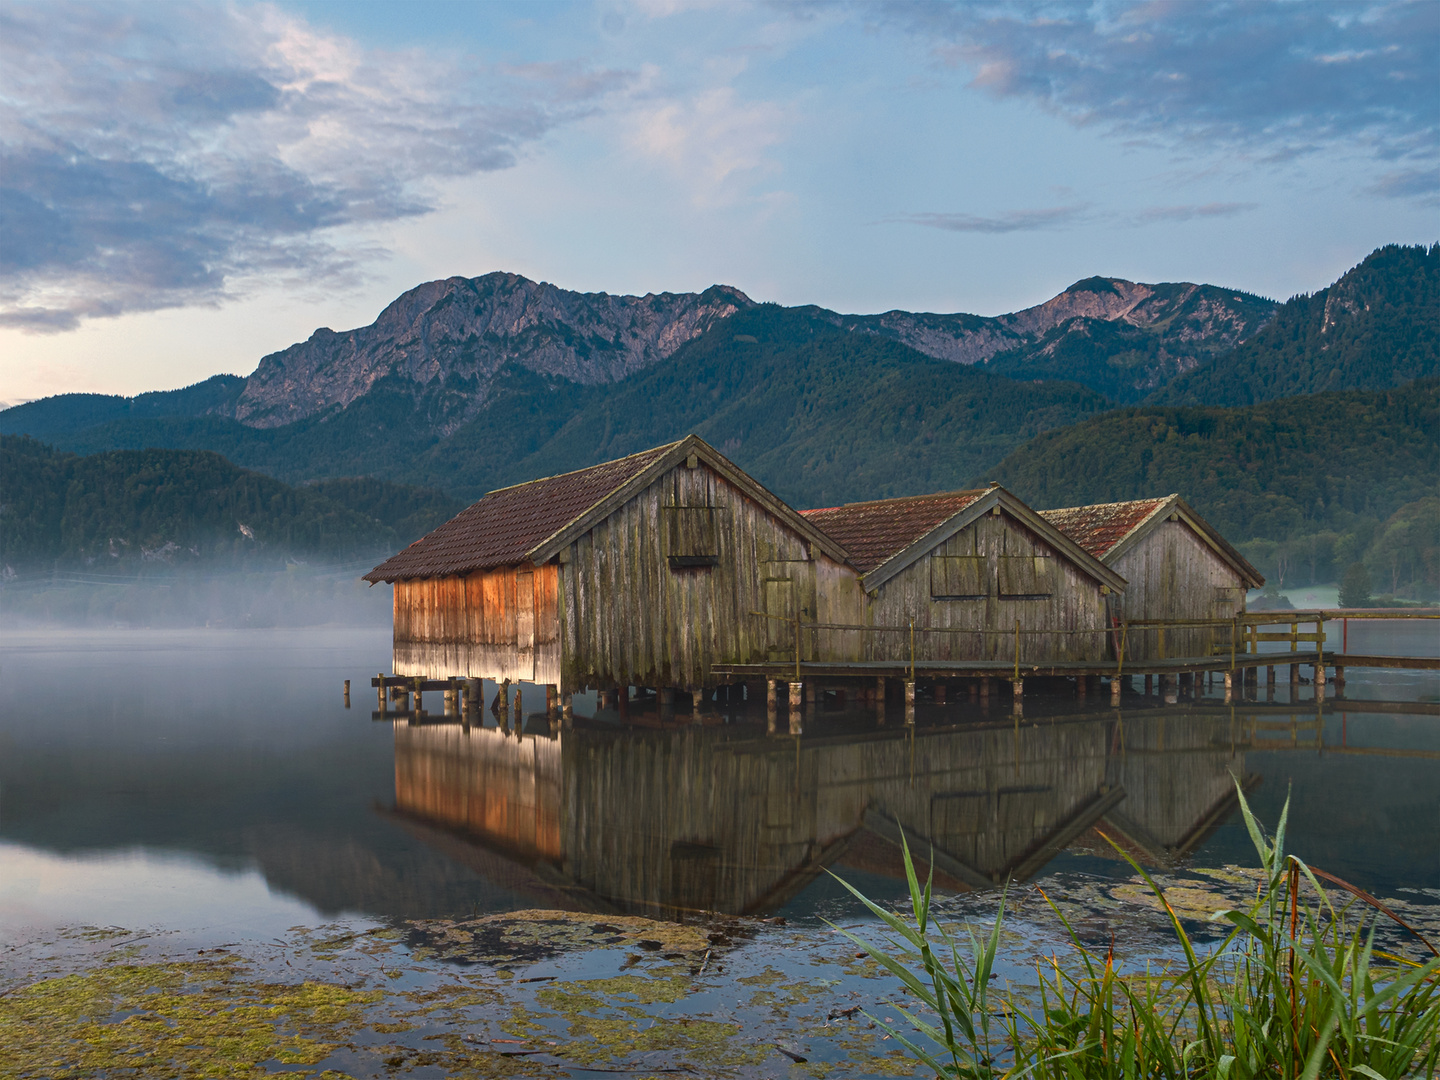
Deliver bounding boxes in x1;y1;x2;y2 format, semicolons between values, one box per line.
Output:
623;81;793;208
1365;167;1440;203
0;2;632;332
875;1;1439;172
1135;202;1259;223
893;205;1091;233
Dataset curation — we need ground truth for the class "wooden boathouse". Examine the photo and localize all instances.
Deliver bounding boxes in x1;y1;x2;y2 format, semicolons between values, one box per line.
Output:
362;436;855;705
1039;495;1263;661
797;485;1128;666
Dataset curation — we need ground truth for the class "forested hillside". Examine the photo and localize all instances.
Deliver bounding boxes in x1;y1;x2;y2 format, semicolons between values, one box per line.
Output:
1152;244;1438;406
990;381;1440;597
410;305;1114;507
1;307;1115;506
0;437;460;571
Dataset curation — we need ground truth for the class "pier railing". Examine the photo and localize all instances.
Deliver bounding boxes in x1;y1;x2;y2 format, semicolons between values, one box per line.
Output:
749;608;1440;682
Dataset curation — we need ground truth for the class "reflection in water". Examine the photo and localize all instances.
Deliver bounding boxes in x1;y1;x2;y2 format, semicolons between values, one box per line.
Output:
390;708;1254;918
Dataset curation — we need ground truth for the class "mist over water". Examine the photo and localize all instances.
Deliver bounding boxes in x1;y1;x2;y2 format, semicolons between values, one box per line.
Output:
0;566;393;629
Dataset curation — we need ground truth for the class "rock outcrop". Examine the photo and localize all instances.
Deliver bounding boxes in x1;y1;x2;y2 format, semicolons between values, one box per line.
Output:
232;270;1275;428
235;274;754;428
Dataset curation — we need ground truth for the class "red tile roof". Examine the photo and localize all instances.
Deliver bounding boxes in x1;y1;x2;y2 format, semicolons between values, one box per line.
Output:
801;491;987;574
363;443;678;581
1038;499;1169;559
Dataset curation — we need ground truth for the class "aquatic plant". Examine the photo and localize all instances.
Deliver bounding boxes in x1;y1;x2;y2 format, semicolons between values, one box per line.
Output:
830;783;1440;1078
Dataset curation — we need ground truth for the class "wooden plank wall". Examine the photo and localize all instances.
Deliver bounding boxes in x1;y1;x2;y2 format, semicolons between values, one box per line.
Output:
392;564;561;682
863;509;1111;664
1110;520;1248;660
560;462;865;692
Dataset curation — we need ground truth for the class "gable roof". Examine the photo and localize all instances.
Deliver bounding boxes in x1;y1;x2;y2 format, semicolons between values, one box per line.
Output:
363;435;850;582
801;491;988;574
1038;499;1168;560
801;485;1127;593
1038;495;1264;588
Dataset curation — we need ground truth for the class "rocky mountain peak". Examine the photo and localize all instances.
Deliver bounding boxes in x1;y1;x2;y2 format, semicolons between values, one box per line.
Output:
234;274;754;429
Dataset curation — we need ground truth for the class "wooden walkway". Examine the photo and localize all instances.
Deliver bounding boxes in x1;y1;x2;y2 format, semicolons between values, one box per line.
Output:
712;650;1437;681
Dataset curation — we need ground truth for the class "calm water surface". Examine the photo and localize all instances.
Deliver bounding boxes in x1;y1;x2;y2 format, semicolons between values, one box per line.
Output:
2;623;1436;942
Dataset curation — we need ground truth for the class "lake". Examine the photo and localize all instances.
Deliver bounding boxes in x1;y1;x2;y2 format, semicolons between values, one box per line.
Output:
2;625;1436;1076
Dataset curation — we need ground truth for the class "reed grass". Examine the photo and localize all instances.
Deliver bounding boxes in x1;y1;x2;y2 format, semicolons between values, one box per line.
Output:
830;783;1439;1079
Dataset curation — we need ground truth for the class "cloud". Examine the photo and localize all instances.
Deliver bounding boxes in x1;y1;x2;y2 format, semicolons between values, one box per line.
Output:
894;204;1091;233
1135;201;1259;223
1365;167;1440;202
875;1;1439;168
624;83;792;207
0;2;632;332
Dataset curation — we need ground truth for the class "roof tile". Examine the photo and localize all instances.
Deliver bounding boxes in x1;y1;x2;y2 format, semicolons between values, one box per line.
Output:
1038;499;1168;559
801;491;987;574
363;443;678;581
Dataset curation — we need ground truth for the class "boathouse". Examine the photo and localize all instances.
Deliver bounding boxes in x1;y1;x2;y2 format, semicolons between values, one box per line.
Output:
362;436;857;697
1039;496;1263;661
799;485;1127;665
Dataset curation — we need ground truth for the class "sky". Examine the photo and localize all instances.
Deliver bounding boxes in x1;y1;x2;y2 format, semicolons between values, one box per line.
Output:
1;0;1436;404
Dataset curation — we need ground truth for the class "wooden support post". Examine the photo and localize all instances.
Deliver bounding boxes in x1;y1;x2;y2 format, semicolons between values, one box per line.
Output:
766;679;778;709
546;684;558;721
1335;665;1346;686
469;679;482;718
413;677;424;716
1011;678;1024;715
1110;677;1122;706
617;687;630;720
344;679;350;708
1161;674;1178;704
1224;671;1234;704
1144;674;1153;696
969;679;979;701
498;679;510;725
377;674;385;713
904;679;916;725
875;677;886;724
980;676;991;702
1076;675;1087;698
692;689;705;720
1290;663;1301;686
789;681;804;711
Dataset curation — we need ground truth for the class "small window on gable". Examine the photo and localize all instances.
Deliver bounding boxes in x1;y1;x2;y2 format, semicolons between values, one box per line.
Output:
665;507;718;568
931;555;986;599
998;555;1053;598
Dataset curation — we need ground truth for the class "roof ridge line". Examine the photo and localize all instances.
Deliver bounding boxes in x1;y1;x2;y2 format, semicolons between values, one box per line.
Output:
802;488;988;513
476;439;687;499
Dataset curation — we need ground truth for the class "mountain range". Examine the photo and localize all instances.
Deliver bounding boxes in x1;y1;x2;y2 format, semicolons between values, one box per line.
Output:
2;242;1436;597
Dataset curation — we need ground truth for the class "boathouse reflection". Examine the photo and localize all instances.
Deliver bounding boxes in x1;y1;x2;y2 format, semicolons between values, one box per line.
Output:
388;710;1254;918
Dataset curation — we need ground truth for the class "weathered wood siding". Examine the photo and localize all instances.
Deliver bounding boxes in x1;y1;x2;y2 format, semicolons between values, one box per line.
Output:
560;461;865;691
392;563;561;682
1110;520;1248;660
858;509;1111;664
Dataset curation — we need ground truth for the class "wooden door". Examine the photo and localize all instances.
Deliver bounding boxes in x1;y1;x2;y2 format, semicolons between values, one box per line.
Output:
516;571;535;681
763;577;795;661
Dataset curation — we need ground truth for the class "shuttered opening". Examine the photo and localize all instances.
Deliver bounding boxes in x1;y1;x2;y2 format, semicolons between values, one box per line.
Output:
664;507;718;568
998;555;1053;598
930;555;986;599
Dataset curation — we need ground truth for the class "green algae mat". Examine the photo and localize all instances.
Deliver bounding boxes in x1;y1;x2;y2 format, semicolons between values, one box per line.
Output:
4;871;1437;1079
